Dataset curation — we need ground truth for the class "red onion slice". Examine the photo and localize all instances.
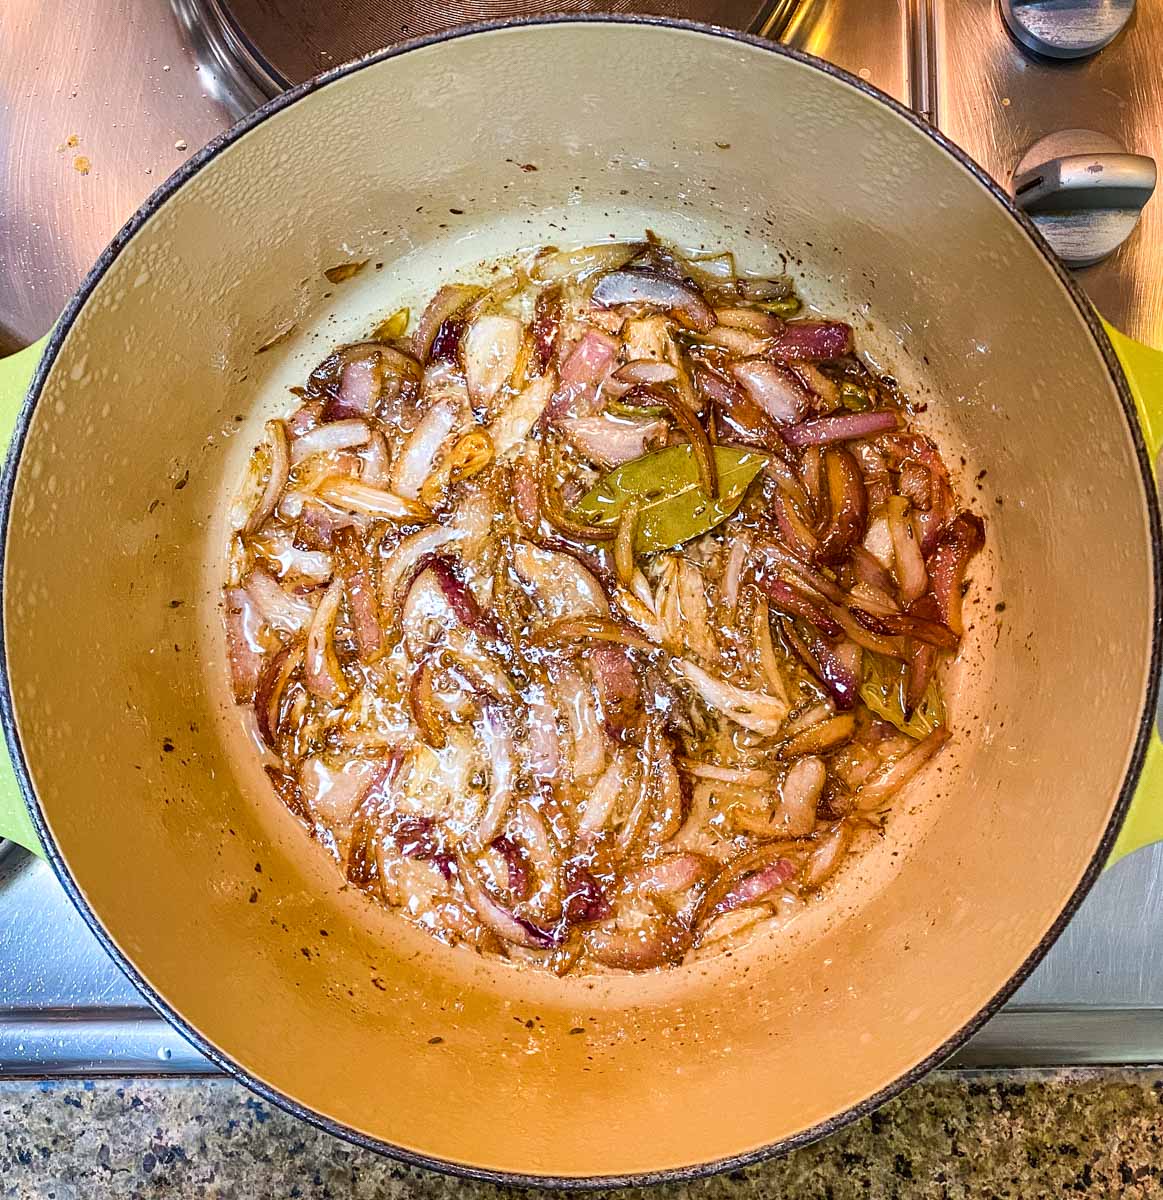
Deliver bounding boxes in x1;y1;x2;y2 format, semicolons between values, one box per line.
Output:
461;314;523;409
591;268;715;332
887;496;928;605
769;320;854;361
592;647;643;743
561;328;620;388
331;356;380;420
816;448;869;565
781;410;899;448
476;702;516;845
559;415;667;469
927;511;986;636
290;418;371;466
245;568;315;636
304;577;347;702
455;853;559;949
561;861;613;926
225;587;266;702
584;917;688;970
730;359;809;424
243;420;290;535
411;283;482;362
762;577;843;639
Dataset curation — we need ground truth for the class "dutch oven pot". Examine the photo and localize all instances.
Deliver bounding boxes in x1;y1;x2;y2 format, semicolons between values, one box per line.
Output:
2;18;1163;1186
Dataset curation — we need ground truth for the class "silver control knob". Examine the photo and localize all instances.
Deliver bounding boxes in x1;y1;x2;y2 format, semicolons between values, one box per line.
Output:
1000;0;1135;59
1012;130;1157;267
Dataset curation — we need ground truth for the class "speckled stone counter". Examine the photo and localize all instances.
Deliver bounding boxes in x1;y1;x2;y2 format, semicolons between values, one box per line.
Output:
2;1070;1162;1198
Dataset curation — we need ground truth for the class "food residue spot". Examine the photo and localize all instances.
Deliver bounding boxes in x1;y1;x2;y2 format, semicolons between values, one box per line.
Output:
1001;97;1011;107
427;1036;444;1045
859;67;872;80
175;139;188;151
73;156;91;175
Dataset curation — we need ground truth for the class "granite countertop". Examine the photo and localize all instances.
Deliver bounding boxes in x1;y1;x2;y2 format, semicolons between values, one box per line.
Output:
2;1069;1162;1198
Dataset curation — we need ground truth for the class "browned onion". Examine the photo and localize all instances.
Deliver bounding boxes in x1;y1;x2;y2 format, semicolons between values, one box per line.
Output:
455;852;559;949
887;496;927;605
699;845;797;925
854;726;950;808
816;448;868;565
531;615;655;653
927;512;986;636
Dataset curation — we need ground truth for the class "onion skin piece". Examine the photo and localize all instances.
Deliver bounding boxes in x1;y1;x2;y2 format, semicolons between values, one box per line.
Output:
769;320;854;361
854;725;950;808
455;852;559;949
927;512;986;636
304;577;347;703
816;448;868;565
592;268;715;333
781;410;899;448
244;420;290;535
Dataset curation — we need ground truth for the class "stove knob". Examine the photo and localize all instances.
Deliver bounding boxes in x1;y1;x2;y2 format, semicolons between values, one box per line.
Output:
1012;130;1156;267
1000;0;1135;59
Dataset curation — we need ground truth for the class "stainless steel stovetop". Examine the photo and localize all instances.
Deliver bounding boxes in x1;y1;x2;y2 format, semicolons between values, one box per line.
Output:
1;0;1162;1074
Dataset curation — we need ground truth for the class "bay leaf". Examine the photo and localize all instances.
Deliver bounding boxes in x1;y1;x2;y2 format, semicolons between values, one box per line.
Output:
571;444;769;554
859;651;945;739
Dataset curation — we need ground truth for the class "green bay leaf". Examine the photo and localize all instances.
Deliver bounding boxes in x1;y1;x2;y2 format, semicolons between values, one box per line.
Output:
571;443;769;554
859;651;945;739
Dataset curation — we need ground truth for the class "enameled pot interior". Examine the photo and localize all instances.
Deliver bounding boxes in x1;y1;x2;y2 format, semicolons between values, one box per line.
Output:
3;21;1155;1180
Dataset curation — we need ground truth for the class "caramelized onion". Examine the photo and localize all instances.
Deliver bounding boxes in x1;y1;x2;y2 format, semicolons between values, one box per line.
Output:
816;448;868;565
777;712;856;759
762;577;842;639
887;496;927;605
927;512;986;636
677;659;788;736
531;615;655;653
317;477;430;522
